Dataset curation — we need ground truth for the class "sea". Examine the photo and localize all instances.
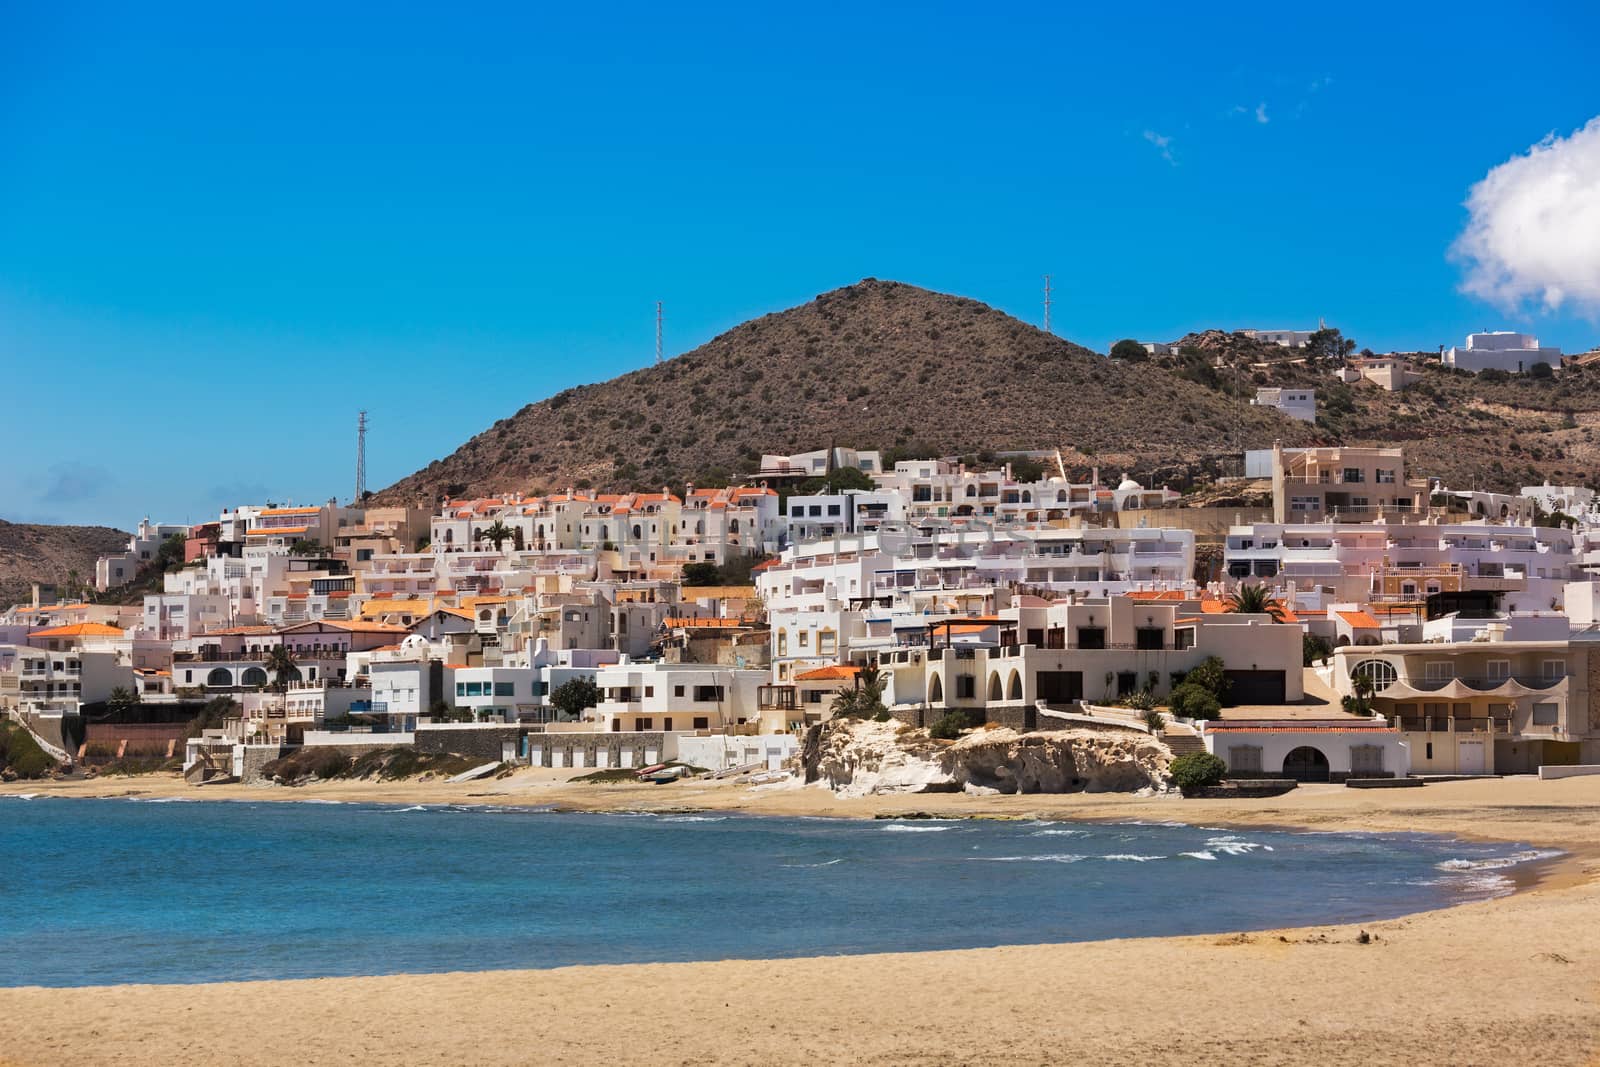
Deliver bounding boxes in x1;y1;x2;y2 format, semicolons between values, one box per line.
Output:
0;796;1558;987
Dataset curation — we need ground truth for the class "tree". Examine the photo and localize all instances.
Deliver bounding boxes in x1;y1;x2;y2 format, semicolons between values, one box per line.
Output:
185;696;239;737
1528;361;1555;380
1305;327;1356;365
829;664;887;720
289;538;324;556
106;686;141;713
793;467;875;495
929;711;968;740
1225;583;1287;621
479;520;513;552
1110;338;1149;362
1169;683;1221;720
681;562;721;586
156;533;187;572
1302;633;1332;667
550;677;601;721
1181;656;1231;700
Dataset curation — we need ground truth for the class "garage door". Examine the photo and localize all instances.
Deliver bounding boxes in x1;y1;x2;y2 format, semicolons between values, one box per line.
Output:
1457;740;1486;774
1036;671;1084;704
1224;670;1287;706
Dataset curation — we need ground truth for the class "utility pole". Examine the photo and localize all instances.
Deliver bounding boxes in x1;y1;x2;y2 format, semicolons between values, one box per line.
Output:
655;301;663;364
355;410;368;503
1043;275;1053;335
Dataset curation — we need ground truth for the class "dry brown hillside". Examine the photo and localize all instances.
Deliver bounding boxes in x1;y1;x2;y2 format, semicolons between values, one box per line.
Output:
1159;330;1600;493
374;280;1319;504
0;519;127;608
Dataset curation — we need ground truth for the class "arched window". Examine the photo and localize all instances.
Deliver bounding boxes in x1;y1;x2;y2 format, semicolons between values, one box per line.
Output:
632;524;642;539
1020;490;1031;503
1401;580;1418;596
444;529;454;543
1056;490;1067;502
206;668;232;688
928;674;944;703
730;519;740;533
242;667;268;687
988;673;1003;700
1007;671;1022;701
966;485;977;498
1352;659;1397;692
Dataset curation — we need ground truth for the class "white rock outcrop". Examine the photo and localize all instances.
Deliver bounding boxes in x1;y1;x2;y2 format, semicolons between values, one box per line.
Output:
800;719;1172;797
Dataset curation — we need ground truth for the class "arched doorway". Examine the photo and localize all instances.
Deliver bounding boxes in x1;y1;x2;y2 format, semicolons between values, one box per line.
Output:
1282;746;1330;783
928;675;943;704
1007;671;1022;701
988;673;1002;700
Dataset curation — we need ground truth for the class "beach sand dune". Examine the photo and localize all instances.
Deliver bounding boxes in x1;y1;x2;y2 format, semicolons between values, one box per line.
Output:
1;774;1598;1065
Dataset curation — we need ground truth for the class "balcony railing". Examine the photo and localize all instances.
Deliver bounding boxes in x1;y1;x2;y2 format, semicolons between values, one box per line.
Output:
1399;674;1565;692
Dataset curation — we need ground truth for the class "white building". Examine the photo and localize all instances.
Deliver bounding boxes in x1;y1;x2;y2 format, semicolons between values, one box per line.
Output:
592;662;774;733
95;519;190;591
1241;328;1317;348
1443;332;1561;374
756;447;883;480
784;489;905;541
1251;387;1317;423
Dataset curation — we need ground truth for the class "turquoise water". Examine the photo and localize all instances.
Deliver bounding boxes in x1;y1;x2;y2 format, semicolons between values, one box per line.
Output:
0;796;1556;987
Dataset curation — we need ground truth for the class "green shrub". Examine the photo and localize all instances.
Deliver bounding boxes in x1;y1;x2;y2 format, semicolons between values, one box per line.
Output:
1181;656;1231;699
1169;683;1221;721
1141;709;1166;733
0;723;57;779
929;712;968;740
1302;633;1332;667
1120;689;1158;712
1170;752;1228;794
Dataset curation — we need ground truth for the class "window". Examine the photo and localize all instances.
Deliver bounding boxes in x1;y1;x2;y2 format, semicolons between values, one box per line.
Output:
818;630;836;655
827;505;841;517
456;683;466;697
1116;672;1138;697
1228;745;1262;773
493;682;514;697
1352;659;1398;693
692;685;725;702
674;685;685;698
638;717;653;730
1135;627;1163;651
798;630;809;648
1543;659;1566;681
1424;662;1454;683
1533;702;1559;726
955;675;976;699
693;716;709;729
1342;467;1365;483
1375;469;1396;484
644;686;654;698
663;717;673;731
777;631;788;656
1485;660;1509;683
1076;627;1106;650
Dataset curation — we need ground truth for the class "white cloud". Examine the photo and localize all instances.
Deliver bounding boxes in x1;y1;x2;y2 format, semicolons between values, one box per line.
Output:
1452;116;1600;315
1143;129;1174;165
1254;102;1269;124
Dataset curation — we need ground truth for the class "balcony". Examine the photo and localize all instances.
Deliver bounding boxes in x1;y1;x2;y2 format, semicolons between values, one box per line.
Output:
1400;674;1565;693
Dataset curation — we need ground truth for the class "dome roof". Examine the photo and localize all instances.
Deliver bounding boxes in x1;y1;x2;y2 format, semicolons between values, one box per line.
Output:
1117;473;1142;491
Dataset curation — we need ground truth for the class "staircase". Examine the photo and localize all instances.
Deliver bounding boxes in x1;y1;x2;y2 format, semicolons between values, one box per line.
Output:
1161;733;1206;757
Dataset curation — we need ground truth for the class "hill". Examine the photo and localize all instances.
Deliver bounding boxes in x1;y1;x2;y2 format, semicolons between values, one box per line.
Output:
1153;330;1600;493
374;280;1320;504
0;519;128;608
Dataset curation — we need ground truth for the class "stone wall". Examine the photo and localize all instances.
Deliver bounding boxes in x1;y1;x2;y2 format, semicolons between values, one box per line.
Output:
414;724;521;762
239;744;287;784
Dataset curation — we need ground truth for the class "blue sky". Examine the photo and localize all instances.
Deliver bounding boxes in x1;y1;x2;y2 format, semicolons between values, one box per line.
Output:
4;1;1599;527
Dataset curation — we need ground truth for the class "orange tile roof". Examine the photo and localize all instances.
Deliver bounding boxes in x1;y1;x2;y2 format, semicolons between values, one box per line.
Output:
795;664;860;681
247;525;311;537
1128;590;1191;601
259;507;320;517
1200;600;1228;613
664;617;745;628
30;622;124;638
1337;610;1382;629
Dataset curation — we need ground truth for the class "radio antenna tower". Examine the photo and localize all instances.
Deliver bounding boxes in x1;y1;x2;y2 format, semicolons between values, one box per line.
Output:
1043;275;1053;335
354;410;368;503
655;301;663;363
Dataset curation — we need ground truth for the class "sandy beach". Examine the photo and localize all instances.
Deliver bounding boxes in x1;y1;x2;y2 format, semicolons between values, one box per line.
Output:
2;771;1598;1066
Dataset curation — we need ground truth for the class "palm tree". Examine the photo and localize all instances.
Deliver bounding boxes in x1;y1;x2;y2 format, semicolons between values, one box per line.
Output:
480;520;513;552
1225;583;1287;621
264;644;296;716
107;685;140;712
829;663;887;720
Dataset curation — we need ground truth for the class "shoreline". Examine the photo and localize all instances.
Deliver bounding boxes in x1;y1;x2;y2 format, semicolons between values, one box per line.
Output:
2;772;1599;1064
